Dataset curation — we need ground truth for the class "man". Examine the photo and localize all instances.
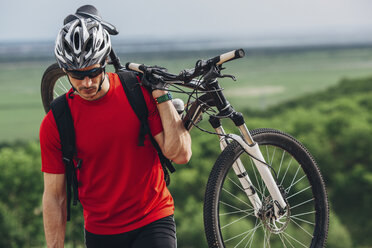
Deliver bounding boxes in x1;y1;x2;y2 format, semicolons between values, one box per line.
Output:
40;13;191;248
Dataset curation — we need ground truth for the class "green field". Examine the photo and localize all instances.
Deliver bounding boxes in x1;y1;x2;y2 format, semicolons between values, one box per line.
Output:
1;46;372;143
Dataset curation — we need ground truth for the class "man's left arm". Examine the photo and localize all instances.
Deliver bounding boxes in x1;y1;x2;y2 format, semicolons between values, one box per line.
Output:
152;90;192;164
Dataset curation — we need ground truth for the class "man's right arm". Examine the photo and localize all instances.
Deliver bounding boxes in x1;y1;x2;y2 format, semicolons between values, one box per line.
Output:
43;172;66;248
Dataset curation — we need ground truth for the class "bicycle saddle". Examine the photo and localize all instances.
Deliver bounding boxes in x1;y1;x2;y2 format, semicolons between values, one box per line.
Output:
63;5;119;35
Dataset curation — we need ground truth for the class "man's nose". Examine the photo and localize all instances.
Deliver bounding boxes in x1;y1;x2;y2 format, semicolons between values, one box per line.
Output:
81;77;92;87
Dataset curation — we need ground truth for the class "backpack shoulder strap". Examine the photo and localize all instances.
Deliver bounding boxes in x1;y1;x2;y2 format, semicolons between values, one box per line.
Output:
50;94;79;221
117;70;176;184
51;94;75;160
117;70;149;146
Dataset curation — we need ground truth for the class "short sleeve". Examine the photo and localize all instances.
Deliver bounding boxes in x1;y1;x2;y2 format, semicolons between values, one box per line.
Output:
141;87;163;137
39;111;65;174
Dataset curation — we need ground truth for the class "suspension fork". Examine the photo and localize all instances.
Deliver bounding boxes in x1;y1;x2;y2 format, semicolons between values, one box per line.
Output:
209;117;262;217
209;114;287;217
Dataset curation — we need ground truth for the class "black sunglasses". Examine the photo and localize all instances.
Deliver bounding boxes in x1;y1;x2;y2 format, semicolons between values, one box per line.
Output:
66;66;105;80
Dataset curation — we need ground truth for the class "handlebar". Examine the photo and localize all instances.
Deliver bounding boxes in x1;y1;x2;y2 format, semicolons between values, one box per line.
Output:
126;62;143;73
125;48;245;82
210;49;245;65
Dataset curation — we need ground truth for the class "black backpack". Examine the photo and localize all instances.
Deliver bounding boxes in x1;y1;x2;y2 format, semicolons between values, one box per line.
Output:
50;70;175;221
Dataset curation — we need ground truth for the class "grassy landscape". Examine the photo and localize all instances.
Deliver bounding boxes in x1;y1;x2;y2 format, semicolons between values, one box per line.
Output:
1;45;372;143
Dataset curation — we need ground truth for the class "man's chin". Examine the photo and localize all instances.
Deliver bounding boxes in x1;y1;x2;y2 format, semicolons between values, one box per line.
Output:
81;87;96;93
78;88;98;100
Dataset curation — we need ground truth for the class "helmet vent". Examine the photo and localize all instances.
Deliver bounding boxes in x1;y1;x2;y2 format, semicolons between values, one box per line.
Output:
99;40;105;51
74;32;80;50
64;41;72;54
86;38;93;52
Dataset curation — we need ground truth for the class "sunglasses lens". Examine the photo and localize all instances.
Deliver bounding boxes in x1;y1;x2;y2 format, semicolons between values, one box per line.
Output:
67;67;104;80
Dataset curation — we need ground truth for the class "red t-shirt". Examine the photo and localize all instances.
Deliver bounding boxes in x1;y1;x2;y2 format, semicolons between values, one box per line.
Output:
39;72;174;234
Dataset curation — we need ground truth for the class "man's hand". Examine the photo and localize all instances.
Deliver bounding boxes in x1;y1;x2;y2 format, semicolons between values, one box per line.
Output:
140;69;169;92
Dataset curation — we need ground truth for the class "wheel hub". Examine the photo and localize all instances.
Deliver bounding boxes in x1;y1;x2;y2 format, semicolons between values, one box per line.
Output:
259;196;291;234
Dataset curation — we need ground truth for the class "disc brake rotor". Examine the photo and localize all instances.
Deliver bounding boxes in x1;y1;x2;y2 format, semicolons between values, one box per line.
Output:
260;196;291;234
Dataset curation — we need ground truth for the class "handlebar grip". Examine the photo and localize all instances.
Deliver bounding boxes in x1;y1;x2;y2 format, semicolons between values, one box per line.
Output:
216;49;245;65
126;62;143;73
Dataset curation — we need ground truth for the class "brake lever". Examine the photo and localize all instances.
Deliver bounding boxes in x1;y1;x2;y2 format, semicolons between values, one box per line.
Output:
216;66;236;81
219;74;236;81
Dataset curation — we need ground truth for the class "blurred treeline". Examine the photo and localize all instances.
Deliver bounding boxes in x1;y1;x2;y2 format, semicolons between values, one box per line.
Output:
1;76;372;247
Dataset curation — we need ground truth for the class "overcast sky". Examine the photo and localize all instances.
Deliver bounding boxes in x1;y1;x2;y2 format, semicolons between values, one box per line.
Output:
1;0;372;43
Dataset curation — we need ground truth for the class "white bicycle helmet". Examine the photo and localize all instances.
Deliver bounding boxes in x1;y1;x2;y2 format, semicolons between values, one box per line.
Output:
55;17;111;70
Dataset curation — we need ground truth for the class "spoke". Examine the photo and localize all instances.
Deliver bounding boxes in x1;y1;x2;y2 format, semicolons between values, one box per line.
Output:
291;218;314;238
259;182;267;204
291;216;315;226
220;209;255;216
57;84;67;93
286;166;301;194
220;201;252;214
280;157;293;185
264;228;271;248
60;79;69;91
282;232;308;248
247;218;261;248
250;157;263;196
291;210;316;218
261;182;266;197
281;233;295;248
262;225;273;248
263;144;275;166
278;233;288;248
224;222;263;248
290;198;314;210
54;91;60;98
287;185;311;200
227;175;262;210
222;187;252;208
232;227;255;248
286;174;307;195
56;78;69;92
227;176;245;192
224;223;262;243
221;213;250;229
270;147;277;166
277;150;286;178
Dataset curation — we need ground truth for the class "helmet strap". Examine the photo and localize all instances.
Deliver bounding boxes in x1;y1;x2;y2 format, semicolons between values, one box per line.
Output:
66;76;77;98
96;61;107;93
96;72;106;93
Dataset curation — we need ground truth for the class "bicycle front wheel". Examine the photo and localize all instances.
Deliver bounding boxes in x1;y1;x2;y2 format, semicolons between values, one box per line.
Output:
204;128;329;248
41;63;70;113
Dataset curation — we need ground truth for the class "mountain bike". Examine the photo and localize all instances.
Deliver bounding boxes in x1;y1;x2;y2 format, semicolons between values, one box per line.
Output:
41;12;329;248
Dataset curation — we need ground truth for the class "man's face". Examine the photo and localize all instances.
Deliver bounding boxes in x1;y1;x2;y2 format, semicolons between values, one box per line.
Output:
66;63;105;100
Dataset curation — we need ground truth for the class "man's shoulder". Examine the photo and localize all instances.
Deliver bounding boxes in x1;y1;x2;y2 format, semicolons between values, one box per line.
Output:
39;110;59;141
39;109;60;150
40;110;57;131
